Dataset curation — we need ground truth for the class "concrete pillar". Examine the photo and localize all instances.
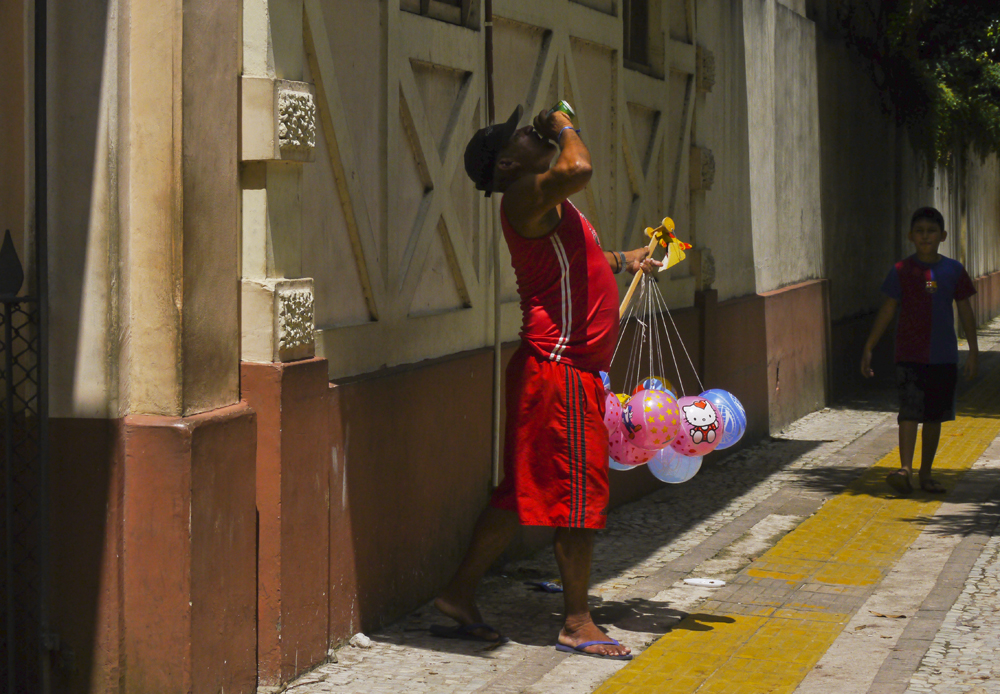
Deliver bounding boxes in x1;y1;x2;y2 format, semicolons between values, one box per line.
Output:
117;0;240;416
121;406;257;694
114;1;256;692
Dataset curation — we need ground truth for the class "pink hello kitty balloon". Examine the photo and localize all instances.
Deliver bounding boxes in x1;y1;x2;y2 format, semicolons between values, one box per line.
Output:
603;391;623;435
620;389;681;451
608;426;655;466
670;395;723;457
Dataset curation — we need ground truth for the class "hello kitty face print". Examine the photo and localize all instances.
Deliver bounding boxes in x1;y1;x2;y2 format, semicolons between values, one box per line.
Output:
682;400;718;444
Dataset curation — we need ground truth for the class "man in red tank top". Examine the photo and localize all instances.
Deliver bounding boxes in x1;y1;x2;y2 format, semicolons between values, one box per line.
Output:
432;105;658;660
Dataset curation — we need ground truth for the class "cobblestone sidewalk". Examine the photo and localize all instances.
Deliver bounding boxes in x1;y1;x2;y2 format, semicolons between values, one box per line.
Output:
290;323;1000;694
294;405;896;692
906;522;1000;694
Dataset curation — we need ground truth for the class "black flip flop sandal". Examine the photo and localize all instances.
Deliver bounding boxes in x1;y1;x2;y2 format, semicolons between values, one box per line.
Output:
886;469;913;495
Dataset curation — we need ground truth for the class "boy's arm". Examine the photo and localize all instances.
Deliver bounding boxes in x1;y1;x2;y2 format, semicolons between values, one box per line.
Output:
957;298;979;380
861;297;898;378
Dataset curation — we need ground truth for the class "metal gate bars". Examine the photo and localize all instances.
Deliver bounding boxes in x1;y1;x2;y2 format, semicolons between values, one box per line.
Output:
1;229;48;693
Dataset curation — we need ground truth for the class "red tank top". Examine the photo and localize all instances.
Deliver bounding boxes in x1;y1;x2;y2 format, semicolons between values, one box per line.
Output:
500;199;620;373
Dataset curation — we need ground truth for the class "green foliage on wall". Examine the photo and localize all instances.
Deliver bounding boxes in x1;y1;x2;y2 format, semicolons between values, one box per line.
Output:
838;0;1000;170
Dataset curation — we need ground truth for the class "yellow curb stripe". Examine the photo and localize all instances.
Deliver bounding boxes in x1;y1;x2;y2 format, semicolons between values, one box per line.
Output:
596;373;1000;694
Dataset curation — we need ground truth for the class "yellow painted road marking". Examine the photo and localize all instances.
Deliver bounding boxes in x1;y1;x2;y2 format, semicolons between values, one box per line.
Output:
596;370;1000;694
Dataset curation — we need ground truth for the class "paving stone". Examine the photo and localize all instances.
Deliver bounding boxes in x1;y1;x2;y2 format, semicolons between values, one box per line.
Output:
284;321;1000;694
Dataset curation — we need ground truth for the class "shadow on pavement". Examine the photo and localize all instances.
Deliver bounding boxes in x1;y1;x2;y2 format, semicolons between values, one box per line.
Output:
898;496;1000;538
786;463;1000;543
384;438;826;653
590;597;690;633
382;353;1000;657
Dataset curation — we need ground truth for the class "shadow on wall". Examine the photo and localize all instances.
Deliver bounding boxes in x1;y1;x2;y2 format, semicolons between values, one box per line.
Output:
327;294;769;638
47;420;119;694
330;350;497;638
39;2;119;692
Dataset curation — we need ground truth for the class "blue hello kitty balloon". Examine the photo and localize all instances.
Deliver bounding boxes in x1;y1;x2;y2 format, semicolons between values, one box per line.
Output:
699;389;747;450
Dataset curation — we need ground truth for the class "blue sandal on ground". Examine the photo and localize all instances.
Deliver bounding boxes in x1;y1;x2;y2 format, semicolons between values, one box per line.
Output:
429;622;508;643
556;638;633;660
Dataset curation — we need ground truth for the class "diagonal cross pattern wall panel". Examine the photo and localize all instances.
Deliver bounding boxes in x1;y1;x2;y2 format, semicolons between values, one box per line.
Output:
304;0;700;378
396;60;478;313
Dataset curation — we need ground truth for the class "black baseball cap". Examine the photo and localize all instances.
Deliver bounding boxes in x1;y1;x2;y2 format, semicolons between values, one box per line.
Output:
463;105;523;196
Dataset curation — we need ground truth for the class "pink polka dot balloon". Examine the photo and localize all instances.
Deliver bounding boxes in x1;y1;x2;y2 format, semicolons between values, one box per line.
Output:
608;426;655;466
670;396;723;457
621;389;681;451
603;391;623;435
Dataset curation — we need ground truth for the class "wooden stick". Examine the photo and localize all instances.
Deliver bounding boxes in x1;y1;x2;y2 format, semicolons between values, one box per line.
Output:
619;224;665;319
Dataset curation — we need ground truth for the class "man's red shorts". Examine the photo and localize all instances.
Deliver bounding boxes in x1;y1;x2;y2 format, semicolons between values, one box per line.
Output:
490;348;610;529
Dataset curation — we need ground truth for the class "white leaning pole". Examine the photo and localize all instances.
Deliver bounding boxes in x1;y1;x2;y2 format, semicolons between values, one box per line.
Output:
485;0;502;489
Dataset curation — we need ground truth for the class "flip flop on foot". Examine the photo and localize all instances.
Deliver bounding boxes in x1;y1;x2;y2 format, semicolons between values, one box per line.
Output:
886;469;913;495
919;478;947;493
429;622;508;643
556;638;633;661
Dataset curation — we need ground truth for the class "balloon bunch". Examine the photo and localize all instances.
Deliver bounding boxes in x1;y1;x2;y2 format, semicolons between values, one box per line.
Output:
606;264;748;485
600;373;746;483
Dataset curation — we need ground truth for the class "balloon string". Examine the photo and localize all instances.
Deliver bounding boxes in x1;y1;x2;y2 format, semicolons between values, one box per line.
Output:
653;281;667;390
662;295;684;396
626;276;647;392
611;271;704;398
651;279;704;394
615;276;642;395
611;273;642;371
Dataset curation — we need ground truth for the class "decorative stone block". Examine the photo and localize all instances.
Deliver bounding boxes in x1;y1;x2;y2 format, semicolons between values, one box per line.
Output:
697;46;716;93
276;284;315;362
241;278;315;363
277;86;317;156
240;77;317;162
690;146;716;191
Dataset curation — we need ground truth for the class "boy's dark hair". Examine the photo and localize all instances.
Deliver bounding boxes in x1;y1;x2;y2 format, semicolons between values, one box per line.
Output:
910;206;945;231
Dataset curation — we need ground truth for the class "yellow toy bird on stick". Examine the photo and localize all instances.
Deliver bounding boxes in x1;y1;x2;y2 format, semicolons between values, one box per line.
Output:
644;219;692;271
620;217;692;319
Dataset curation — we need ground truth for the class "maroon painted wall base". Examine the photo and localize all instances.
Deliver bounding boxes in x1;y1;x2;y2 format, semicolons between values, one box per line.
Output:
242;359;331;688
121;404;257;694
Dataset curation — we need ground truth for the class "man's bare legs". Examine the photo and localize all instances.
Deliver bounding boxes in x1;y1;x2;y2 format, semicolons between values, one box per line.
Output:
436;509;629;654
434;505;519;640
554;527;631;657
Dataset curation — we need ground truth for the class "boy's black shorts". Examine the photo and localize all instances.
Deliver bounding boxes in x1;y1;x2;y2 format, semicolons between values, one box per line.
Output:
896;362;958;423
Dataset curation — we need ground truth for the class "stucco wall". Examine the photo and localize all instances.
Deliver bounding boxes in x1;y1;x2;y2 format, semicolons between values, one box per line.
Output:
743;0;823;295
693;0;756;302
763;279;829;431
48;0;118;418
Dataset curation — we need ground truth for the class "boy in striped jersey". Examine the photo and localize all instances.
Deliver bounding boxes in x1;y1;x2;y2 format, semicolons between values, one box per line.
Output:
861;206;978;494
